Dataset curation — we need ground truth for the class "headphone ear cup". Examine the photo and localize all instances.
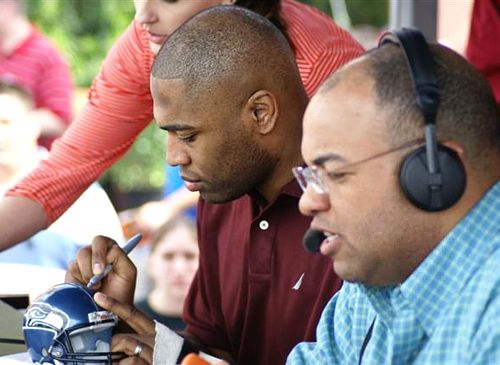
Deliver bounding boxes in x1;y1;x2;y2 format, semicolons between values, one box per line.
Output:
400;145;466;211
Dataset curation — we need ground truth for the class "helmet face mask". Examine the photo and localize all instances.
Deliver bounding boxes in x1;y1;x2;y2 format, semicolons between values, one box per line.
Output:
23;283;123;364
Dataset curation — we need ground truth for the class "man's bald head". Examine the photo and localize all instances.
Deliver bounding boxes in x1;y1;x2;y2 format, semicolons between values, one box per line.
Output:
151;5;303;102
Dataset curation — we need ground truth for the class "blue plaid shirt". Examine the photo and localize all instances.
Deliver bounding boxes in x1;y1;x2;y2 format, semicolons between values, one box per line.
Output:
288;181;500;365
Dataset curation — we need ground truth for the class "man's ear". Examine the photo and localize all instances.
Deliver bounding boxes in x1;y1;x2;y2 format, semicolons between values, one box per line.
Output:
245;90;278;135
441;140;465;159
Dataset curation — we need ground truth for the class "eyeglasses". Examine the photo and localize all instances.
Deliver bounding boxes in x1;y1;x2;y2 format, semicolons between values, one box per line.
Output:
293;139;424;194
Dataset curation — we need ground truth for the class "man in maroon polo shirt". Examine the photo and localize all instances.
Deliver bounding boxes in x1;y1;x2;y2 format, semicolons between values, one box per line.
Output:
66;6;343;365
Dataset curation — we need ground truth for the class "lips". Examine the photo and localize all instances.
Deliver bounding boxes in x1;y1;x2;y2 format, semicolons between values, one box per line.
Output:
147;31;167;45
320;232;342;257
181;175;203;192
310;224;342;257
184;181;203;192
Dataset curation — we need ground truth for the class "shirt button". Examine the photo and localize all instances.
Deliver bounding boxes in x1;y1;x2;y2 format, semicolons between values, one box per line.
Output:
259;220;269;230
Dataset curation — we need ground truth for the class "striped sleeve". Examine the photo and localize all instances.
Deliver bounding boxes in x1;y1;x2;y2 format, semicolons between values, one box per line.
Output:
282;0;365;97
32;35;74;124
6;21;155;223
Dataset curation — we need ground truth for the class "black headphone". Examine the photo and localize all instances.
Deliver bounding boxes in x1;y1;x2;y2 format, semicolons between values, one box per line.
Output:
379;28;466;212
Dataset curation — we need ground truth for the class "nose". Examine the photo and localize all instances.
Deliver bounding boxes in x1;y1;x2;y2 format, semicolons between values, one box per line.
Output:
172;256;189;272
298;186;330;217
134;0;158;26
166;134;191;167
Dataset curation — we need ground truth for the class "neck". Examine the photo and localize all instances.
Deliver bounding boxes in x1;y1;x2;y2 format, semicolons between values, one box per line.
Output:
0;16;31;55
258;133;304;203
257;89;307;202
147;288;184;316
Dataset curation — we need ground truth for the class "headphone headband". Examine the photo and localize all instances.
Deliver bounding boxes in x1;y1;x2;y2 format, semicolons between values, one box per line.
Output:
379;28;440;125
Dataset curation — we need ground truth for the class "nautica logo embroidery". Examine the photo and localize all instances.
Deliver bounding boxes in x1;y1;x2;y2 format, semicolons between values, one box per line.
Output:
292;273;305;290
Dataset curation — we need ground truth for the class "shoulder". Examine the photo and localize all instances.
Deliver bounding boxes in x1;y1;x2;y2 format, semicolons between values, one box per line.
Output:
467;240;500;302
91;20;153;95
469;246;500;363
279;0;364;95
455;243;500;359
280;0;335;27
107;20;152;63
22;29;67;65
280;0;363;49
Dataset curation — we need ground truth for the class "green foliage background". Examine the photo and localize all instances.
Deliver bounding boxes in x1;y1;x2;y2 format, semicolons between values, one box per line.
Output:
26;0;387;195
28;0;134;87
300;0;388;27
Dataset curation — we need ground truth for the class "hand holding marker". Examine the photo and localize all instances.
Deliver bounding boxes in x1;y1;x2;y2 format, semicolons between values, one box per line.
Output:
87;233;142;288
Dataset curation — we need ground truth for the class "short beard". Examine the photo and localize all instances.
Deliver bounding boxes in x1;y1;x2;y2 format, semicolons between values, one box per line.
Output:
201;136;277;204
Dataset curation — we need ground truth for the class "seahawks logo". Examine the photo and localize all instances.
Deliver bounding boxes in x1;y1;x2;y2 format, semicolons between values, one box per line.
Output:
24;303;70;332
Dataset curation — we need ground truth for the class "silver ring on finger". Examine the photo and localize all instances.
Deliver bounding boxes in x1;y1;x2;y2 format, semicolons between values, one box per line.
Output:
133;341;144;356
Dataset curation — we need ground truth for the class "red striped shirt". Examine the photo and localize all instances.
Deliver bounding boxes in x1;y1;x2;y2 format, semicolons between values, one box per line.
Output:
0;26;73;149
7;0;364;223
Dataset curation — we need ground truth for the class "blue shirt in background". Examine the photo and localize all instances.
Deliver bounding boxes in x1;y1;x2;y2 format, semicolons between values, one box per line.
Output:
0;230;80;270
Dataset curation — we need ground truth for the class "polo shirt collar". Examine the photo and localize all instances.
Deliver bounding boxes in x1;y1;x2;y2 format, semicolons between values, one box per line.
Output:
247;178;302;207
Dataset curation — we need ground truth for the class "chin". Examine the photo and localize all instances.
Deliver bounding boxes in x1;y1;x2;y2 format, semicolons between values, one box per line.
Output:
333;262;365;284
200;188;246;204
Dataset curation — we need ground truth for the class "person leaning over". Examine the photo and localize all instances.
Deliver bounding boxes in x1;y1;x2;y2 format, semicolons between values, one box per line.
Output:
288;29;500;364
66;6;346;365
0;0;364;251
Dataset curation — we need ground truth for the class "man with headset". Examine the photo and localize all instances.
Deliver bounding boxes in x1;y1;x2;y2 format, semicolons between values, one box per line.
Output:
287;29;500;364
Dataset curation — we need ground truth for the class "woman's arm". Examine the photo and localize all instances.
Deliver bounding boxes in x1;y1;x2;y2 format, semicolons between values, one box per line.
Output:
2;21;155;250
0;196;48;251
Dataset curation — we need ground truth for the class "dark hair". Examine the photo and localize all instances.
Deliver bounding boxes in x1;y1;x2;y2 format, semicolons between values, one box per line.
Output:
235;0;287;41
368;43;500;166
152;5;301;103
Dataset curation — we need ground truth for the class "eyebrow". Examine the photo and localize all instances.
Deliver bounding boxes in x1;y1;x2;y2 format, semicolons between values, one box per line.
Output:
159;123;195;132
312;153;347;166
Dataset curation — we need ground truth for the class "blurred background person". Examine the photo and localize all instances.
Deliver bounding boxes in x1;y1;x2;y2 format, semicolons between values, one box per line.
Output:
0;0;73;149
134;216;198;332
0;82;79;269
0;81;123;269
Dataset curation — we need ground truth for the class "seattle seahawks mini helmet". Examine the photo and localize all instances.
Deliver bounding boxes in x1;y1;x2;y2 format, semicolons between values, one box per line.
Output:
23;283;122;364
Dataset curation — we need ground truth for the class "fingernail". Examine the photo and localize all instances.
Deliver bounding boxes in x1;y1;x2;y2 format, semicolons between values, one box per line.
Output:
93;262;103;274
94;292;107;302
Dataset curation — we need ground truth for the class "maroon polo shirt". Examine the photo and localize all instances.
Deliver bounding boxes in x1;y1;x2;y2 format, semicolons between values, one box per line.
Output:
183;180;342;365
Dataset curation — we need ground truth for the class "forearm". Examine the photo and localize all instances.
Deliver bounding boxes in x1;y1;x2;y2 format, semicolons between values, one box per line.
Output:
0;196;49;252
34;108;68;137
